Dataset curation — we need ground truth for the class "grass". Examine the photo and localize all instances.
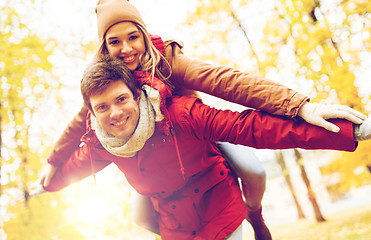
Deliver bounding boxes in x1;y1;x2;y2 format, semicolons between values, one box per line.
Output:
243;204;371;240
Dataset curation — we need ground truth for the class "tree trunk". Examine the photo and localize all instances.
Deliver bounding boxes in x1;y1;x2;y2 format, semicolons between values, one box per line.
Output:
294;149;326;222
12;108;30;207
275;151;305;219
229;7;261;71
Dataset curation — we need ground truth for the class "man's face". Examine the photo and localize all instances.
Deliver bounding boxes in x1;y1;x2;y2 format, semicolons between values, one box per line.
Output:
90;80;140;139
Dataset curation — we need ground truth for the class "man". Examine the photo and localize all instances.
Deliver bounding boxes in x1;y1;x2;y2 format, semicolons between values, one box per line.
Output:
32;55;370;239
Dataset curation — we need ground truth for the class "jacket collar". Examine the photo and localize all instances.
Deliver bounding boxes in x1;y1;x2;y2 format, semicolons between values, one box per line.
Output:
149;34;165;54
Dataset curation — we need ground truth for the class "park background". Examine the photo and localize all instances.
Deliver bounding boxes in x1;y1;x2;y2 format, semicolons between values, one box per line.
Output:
1;0;370;239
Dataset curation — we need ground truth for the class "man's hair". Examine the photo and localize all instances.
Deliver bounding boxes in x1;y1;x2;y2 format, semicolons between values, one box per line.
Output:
81;55;141;113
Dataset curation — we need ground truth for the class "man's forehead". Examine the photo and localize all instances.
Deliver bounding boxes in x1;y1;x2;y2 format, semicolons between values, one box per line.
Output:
91;81;132;100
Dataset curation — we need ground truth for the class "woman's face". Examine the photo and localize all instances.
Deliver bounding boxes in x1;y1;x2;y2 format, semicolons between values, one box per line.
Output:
105;22;146;71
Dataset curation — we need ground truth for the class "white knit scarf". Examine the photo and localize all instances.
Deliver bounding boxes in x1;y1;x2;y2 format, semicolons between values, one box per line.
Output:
91;85;164;157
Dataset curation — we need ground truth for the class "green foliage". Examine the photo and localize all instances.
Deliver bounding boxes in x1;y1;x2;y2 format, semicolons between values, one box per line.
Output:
184;0;371;195
3;194;84;240
321;141;371;195
1;1;155;239
0;2;74;239
0;1;60;192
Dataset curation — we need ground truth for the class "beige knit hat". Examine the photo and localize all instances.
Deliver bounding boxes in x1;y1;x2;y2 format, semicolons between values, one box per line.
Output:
95;0;146;41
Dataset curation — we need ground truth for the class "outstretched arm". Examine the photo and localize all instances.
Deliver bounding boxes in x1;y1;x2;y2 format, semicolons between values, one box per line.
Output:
31;143;111;193
47;106;88;167
29;163;57;196
174;97;359;151
165;41;366;132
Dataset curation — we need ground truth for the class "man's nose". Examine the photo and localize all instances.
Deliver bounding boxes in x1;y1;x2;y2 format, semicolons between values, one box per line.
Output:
110;105;123;118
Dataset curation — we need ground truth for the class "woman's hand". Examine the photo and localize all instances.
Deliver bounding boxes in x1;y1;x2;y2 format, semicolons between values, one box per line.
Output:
298;102;367;132
29;163;57;196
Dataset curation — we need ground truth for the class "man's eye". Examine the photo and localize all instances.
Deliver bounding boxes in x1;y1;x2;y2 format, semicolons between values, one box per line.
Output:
118;97;126;103
97;105;107;111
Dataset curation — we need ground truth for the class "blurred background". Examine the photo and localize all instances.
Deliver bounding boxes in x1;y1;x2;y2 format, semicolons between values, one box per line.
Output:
1;0;370;239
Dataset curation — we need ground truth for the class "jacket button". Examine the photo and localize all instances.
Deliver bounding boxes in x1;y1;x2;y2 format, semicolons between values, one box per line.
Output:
220;171;224;176
162;139;166;142
171;205;176;209
194;188;199;193
151;143;155;147
192;230;197;235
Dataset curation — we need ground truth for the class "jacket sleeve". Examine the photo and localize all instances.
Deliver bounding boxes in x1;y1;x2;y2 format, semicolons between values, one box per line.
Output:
176;97;357;152
44;143;111;192
164;41;309;117
47;106;88;167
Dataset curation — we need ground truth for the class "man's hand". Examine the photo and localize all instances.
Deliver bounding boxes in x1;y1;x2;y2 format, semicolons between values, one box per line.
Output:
298;102;367;132
29;163;57;196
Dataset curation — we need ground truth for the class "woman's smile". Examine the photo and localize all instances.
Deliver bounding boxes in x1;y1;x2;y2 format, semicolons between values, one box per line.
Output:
105;22;146;71
121;54;136;65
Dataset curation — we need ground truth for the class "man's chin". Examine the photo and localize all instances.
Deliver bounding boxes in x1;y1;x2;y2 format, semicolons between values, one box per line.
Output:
113;131;134;140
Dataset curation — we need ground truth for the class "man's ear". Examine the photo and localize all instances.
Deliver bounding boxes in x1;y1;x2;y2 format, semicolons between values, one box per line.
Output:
89;110;96;117
88;105;96;117
135;89;141;103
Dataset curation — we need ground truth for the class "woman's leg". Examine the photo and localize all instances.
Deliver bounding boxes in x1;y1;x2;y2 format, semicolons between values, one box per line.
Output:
130;190;160;235
225;224;243;240
218;142;266;210
217;142;272;240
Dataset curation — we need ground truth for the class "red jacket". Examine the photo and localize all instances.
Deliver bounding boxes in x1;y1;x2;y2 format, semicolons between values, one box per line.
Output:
45;94;356;239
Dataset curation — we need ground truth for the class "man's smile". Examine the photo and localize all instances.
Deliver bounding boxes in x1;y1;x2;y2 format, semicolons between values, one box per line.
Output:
111;117;129;127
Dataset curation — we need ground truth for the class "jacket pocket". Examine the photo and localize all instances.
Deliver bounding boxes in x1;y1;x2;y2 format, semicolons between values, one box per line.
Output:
158;196;200;231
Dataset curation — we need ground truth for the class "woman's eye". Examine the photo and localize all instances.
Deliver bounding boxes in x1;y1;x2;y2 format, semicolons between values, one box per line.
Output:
108;40;119;45
129;35;139;41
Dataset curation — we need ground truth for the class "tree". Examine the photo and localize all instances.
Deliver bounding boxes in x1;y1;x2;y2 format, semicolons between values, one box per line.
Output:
184;0;370;203
0;2;54;199
184;0;328;221
0;2;84;239
1;1;160;238
294;149;326;222
275;151;305;219
258;0;371;209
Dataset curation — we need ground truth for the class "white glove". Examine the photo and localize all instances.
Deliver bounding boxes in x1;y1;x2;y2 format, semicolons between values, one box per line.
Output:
29;163;57;196
354;117;371;141
298;102;367;133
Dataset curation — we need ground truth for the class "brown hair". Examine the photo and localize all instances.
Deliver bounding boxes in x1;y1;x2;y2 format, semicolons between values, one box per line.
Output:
81;55;141;114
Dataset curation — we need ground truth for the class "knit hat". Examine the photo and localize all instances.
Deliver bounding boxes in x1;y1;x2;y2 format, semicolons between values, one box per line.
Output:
95;0;146;41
